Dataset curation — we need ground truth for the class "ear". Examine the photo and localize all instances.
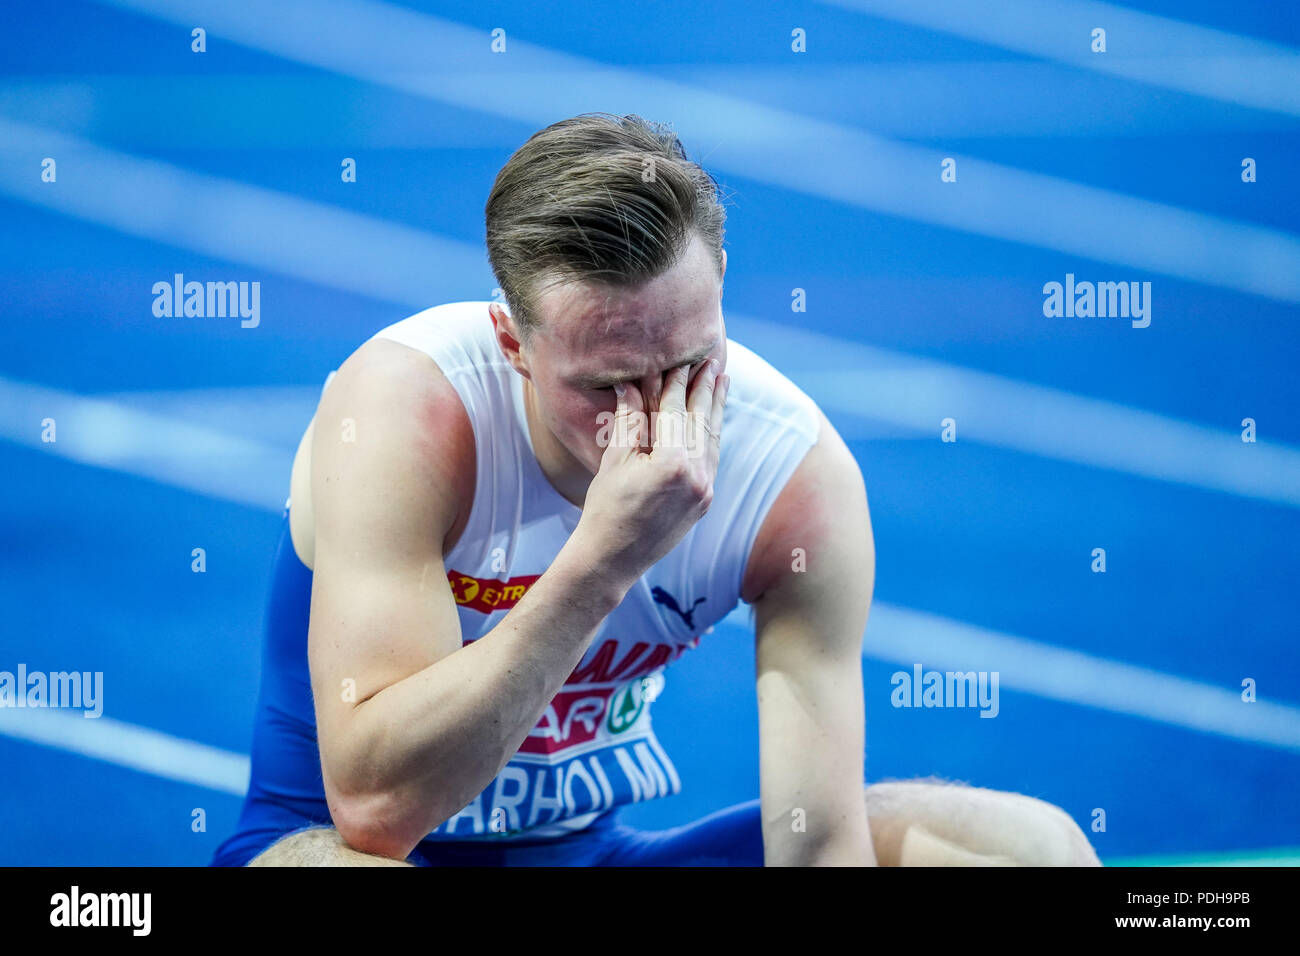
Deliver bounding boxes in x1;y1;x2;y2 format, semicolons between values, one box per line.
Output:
489;303;532;380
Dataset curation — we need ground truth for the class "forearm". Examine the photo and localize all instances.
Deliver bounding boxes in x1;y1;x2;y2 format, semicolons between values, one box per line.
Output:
327;536;632;856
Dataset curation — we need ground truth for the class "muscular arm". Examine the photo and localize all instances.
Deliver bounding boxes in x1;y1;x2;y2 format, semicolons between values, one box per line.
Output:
743;407;876;866
309;340;629;860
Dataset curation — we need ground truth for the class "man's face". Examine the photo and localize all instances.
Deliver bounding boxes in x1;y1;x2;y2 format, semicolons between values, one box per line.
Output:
495;233;727;476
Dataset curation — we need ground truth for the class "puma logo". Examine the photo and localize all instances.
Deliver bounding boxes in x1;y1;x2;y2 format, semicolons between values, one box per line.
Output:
651;586;706;630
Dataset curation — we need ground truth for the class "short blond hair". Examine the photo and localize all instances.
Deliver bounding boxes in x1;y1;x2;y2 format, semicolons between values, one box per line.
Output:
485;112;728;340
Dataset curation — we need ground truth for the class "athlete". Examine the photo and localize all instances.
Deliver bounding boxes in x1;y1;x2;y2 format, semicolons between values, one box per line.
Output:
211;113;1100;866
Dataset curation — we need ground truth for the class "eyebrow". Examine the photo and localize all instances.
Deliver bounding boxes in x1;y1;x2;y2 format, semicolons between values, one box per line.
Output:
573;339;719;389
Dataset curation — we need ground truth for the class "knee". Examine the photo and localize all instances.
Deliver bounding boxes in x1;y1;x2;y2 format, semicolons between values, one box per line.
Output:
999;795;1103;867
864;780;1102;867
1046;804;1103;867
248;826;417;867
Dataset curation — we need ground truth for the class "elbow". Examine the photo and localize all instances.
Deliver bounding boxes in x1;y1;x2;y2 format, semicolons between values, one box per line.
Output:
329;788;428;862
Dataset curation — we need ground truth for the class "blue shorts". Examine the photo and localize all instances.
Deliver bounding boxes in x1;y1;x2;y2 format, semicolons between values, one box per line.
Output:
211;797;765;866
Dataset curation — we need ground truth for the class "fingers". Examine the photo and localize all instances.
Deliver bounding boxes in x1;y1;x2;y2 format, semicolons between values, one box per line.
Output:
660;362;690;413
653;364;691;449
685;358;720;421
621;380;652;452
601;381;647;464
683;359;721;463
651;360;729;460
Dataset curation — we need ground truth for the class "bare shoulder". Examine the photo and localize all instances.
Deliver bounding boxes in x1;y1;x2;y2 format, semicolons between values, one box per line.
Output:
740;405;870;605
329;335;467;417
289;336;476;569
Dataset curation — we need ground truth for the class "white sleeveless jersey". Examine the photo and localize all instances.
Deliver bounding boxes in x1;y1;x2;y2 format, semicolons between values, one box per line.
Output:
359;301;820;841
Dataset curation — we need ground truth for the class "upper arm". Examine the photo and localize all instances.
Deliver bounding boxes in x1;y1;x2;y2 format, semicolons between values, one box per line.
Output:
307;338;475;802
743;407;876;863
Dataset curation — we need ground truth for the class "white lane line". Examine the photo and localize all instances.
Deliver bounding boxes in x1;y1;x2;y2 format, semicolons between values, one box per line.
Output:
822;0;1300;118
88;0;1300;304
0;705;249;796
729;316;1300;510
2;61;1272;146
868;603;1300;753
654;61;1297;139
96;385;324;450
0;376;293;513
5;597;1294;801
0;117;483;309
725;602;1300;754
